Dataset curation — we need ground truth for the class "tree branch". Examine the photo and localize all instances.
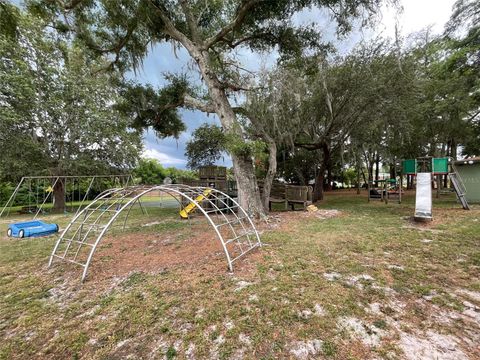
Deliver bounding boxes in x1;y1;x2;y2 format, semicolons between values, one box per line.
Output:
64;0;83;10
223;60;255;74
220;81;252;92
221;31;273;49
203;0;262;49
54;0;83;11
94;24;136;54
294;141;324;151
466;109;480;122
183;95;216;113
148;0;194;50
180;0;200;42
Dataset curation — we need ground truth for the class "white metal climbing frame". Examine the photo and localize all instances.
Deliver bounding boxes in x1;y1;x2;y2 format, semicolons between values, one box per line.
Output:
48;184;261;281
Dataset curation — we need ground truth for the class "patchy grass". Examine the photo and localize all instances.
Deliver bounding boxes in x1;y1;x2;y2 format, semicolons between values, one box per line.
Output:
0;190;479;359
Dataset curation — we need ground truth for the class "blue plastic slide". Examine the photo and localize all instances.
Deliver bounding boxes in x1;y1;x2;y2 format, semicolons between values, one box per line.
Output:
7;220;59;238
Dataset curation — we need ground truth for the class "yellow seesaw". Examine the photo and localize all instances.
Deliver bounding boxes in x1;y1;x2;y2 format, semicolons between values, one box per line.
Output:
179;188;213;219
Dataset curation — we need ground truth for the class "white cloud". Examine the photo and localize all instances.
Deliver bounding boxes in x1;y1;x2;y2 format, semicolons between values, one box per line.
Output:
380;0;456;38
141;148;187;166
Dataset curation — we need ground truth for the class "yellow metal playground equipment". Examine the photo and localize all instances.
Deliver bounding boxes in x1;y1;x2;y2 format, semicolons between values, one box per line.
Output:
179;188;213;219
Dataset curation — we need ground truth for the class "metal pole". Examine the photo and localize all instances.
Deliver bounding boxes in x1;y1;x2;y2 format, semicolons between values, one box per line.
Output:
75;177;95;217
399;175;402;204
0;177;25;218
36;179;39;209
367;180;370;203
384;180;388;204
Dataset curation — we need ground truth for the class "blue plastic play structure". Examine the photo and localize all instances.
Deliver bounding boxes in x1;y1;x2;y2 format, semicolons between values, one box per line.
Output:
7;220;59;238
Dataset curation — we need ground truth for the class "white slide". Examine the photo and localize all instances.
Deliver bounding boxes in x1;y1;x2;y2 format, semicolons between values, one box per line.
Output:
415;172;433;221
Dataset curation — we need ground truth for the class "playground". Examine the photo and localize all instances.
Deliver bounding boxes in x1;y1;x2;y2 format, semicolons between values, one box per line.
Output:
3;0;480;357
1;189;479;359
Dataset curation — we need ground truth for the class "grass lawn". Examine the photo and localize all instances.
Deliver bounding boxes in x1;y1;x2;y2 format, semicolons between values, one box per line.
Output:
0;190;479;359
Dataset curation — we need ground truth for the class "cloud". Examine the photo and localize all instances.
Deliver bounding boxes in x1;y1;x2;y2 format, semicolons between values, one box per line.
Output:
380;0;456;38
141;148;187;166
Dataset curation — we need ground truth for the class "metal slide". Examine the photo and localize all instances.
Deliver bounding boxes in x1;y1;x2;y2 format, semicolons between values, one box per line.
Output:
414;172;433;221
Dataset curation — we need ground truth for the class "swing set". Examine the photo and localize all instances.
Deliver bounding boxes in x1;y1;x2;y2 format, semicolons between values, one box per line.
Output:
0;175;133;219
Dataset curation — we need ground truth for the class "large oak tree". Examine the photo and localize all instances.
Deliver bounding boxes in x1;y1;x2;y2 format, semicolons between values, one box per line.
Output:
30;0;387;217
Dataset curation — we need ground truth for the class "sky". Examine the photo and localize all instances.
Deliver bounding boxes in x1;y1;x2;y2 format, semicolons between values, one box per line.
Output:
136;0;457;169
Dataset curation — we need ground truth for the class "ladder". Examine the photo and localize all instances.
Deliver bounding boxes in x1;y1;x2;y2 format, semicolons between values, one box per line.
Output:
449;172;470;210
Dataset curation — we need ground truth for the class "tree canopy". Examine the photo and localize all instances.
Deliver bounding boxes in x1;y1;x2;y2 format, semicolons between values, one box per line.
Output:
24;0;389;217
0;7;143;182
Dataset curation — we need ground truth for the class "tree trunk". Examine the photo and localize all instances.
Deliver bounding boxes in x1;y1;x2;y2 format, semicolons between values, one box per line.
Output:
361;170;368;186
326;166;333;191
407;175;413;190
313;142;331;201
375;152;380;185
232;156;265;216
53;178;65;213
368;163;374;185
194;48;266;217
313;168;325;202
356;164;361;195
450;138;457;160
261;137;277;212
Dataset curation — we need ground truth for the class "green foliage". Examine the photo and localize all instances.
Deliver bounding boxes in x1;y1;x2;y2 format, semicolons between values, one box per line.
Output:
4;0;478;206
23;0;387;215
0;10;142;181
277;148;320;185
133;158;198;184
133;159;168;185
0;1;20;39
0;182;14;205
118;76;188;139
166;346;177;359
31;0;384;69
164;167;198;183
322;340;337;357
342;168;357;187
224;134;266;161
185;122;269;170
253;25;480;189
185;124;227;169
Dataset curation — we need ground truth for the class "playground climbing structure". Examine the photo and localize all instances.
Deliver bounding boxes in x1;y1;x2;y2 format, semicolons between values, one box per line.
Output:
48;184;261;282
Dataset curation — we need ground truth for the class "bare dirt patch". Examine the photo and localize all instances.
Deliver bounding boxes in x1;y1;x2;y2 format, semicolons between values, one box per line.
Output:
88;222;261;281
398;330;468;360
402;207;473;231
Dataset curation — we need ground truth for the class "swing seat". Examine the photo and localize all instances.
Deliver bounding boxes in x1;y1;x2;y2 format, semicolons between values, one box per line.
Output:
7;220;59;238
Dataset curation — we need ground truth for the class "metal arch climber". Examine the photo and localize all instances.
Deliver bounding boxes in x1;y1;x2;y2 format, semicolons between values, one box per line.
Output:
48;184;262;282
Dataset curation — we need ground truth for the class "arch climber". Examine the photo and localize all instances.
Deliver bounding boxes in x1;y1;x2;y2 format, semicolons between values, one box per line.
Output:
48;184;262;281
